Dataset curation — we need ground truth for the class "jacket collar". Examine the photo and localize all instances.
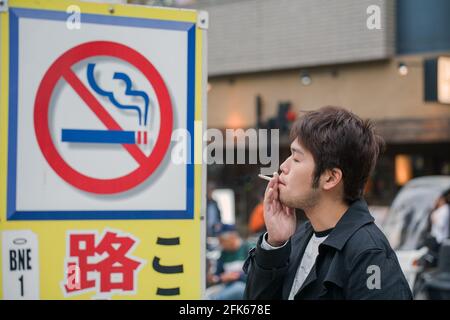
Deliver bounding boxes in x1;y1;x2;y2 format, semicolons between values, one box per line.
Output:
286;199;374;299
320;198;374;251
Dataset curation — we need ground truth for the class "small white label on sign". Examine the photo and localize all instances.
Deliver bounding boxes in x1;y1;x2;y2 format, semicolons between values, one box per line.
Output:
2;230;40;300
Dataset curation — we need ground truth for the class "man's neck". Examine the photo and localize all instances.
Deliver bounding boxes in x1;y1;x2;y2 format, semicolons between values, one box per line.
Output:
304;199;349;232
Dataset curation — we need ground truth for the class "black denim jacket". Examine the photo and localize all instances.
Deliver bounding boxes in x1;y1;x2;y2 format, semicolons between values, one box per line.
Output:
243;199;413;300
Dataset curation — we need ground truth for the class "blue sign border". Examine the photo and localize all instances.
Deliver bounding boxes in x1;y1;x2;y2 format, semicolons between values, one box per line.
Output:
7;8;196;220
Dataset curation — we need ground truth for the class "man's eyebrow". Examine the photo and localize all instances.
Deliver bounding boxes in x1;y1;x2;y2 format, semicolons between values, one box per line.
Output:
291;147;304;155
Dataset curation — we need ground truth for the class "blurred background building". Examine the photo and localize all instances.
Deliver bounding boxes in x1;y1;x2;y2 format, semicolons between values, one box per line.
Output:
128;0;450;234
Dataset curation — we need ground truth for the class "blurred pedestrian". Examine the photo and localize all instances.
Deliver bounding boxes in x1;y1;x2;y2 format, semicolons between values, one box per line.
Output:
207;182;222;237
430;191;450;244
206;224;250;300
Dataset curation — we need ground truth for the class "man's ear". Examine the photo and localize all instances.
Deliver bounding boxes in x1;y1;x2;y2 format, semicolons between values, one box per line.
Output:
321;168;343;191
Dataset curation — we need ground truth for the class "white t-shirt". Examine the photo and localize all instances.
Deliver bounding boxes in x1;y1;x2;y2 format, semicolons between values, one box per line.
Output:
261;232;329;300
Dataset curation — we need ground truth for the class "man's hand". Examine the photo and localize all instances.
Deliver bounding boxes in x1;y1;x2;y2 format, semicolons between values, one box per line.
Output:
207;273;219;285
220;272;241;283
264;172;296;247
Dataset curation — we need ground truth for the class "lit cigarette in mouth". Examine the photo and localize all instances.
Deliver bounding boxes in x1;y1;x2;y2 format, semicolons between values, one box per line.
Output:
258;174;272;181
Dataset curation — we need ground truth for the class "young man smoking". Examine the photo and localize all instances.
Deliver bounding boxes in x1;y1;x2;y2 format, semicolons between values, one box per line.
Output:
244;106;412;300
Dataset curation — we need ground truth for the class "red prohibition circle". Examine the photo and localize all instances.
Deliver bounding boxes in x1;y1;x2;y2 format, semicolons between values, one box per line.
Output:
34;41;173;194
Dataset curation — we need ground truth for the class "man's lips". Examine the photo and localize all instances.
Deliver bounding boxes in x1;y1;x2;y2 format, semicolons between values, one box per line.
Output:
278;177;286;186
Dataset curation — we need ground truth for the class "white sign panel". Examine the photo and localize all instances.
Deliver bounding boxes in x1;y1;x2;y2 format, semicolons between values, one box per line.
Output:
7;8;196;220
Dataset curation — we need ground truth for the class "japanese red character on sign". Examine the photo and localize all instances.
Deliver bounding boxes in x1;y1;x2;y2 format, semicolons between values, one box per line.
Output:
63;230;144;296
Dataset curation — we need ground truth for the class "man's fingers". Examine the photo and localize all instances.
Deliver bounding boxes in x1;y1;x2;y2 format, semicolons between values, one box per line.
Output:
264;175;277;198
270;172;278;200
264;172;284;218
273;200;282;212
264;178;274;198
265;187;274;203
285;206;295;215
264;172;279;198
272;184;279;201
265;187;281;213
272;172;279;185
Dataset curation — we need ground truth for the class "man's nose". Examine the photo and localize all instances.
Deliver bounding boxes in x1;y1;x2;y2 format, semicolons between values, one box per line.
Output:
280;158;289;173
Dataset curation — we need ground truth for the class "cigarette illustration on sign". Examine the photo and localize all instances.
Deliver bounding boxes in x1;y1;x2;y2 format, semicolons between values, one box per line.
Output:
61;63;150;145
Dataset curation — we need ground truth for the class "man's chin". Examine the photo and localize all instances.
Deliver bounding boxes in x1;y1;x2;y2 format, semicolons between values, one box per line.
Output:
279;194;293;208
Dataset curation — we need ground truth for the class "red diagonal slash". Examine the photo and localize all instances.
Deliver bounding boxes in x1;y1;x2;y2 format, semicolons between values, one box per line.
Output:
62;68;148;165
